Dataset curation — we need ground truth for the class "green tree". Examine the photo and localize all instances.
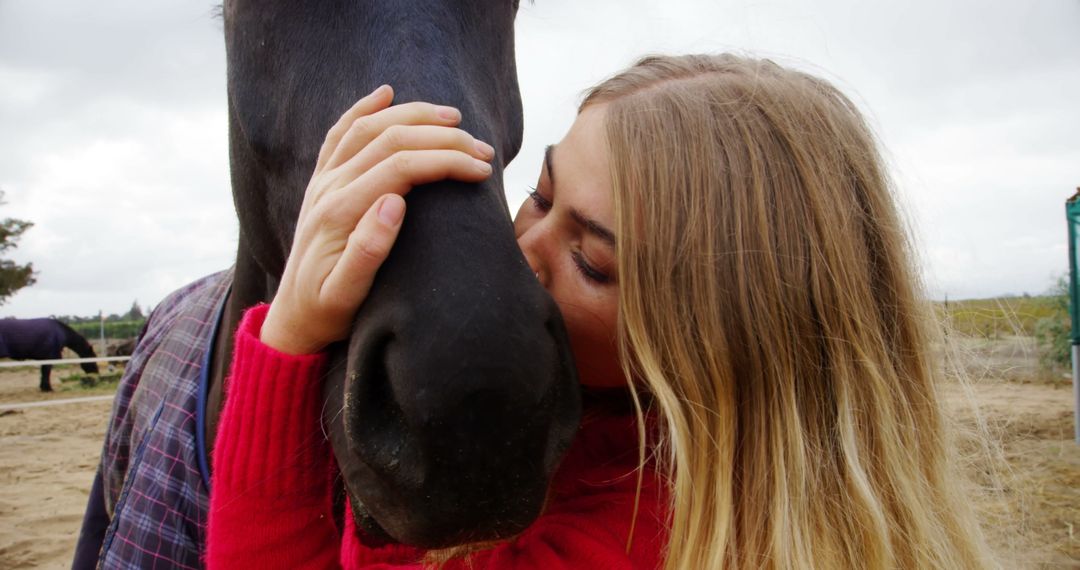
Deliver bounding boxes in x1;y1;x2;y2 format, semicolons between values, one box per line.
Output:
0;190;36;306
124;300;145;321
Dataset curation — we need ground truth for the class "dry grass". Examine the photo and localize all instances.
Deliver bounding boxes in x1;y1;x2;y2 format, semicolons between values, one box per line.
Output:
943;378;1078;568
935;296;1079;568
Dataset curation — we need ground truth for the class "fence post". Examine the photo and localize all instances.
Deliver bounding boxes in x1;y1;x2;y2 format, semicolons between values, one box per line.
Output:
99;310;107;358
1064;189;1080;444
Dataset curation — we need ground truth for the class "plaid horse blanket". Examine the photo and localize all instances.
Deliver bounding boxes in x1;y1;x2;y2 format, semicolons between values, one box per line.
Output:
74;269;233;569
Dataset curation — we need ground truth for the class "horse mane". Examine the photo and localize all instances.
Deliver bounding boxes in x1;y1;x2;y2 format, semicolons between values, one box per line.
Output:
52;319;97;359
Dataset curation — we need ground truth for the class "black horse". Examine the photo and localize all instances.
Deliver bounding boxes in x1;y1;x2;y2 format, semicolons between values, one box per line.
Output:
204;0;580;550
0;318;99;391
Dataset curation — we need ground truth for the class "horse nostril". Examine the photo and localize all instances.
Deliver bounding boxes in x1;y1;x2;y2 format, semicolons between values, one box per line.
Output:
349;494;395;548
343;333;414;484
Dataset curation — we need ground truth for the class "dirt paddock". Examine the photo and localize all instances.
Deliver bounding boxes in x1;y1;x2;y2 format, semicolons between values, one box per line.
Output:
0;367;115;569
0;337;1078;568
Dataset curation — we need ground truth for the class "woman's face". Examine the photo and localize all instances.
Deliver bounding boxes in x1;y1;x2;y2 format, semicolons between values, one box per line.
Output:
513;105;624;388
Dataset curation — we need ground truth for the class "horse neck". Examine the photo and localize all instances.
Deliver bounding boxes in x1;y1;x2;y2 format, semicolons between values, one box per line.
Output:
57;321;96;358
219;235;279;354
206;238;278;448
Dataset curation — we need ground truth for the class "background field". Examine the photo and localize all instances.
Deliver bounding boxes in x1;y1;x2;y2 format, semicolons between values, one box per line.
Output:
940;296;1059;338
0;301;1077;568
62;320;146;342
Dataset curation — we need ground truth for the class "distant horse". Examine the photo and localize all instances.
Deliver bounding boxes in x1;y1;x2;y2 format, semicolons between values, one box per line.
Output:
0;318;99;391
107;337;137;357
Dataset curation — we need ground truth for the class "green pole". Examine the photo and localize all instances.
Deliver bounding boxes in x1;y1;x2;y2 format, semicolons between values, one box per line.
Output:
1065;188;1080;443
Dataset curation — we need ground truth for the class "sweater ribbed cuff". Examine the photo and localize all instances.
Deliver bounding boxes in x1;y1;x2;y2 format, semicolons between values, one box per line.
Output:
212;303;333;500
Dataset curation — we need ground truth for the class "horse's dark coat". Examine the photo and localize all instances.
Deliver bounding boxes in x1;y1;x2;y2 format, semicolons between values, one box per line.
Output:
0;318;98;391
73;2;580;561
207;0;581;549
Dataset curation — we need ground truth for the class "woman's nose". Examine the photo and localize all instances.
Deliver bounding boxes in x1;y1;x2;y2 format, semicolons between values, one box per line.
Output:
523;251;548;288
517;230;550;289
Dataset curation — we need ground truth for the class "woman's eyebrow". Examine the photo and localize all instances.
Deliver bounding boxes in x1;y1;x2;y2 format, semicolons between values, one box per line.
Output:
546;144;616;247
570;209;616;247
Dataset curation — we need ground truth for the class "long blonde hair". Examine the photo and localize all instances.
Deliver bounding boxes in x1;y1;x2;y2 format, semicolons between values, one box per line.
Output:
582;54;997;569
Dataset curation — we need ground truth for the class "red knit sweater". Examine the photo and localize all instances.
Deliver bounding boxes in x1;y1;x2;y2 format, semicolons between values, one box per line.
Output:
207;304;668;569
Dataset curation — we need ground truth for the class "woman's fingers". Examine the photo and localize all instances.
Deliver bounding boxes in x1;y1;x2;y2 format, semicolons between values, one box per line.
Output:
321;127;493;307
268;104;494;354
356;148;493;197
316;85;394;172
324;101;463;170
320;194;406;313
310;148;491;239
336;125;495;181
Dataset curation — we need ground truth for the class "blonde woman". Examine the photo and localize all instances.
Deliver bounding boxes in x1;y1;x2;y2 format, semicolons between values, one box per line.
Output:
207;54;997;568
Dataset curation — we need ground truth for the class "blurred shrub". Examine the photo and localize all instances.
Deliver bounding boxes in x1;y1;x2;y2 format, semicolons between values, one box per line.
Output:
1033;276;1071;372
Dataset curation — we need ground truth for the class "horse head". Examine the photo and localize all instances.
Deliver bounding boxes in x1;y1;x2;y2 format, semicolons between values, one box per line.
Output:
222;0;581;549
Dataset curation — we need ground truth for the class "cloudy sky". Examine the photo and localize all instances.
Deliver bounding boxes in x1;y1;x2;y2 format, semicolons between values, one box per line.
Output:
1;0;1077;318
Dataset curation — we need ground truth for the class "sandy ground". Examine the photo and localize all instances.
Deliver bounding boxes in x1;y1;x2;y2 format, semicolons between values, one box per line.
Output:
0;340;1078;569
936;335;1080;568
0;367;114;569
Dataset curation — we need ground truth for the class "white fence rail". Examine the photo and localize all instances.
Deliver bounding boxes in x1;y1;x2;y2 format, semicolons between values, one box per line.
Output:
0;356;131;368
0;395;114;411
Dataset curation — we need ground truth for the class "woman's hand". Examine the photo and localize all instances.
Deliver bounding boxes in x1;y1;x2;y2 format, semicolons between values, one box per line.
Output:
261;85;495;354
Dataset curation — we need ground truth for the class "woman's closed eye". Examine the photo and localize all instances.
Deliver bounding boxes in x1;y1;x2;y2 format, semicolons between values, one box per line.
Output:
527;187;552;212
526;186;612;285
572;250;611;284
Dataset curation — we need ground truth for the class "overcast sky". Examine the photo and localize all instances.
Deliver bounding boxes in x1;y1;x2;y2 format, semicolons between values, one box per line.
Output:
1;0;1077;318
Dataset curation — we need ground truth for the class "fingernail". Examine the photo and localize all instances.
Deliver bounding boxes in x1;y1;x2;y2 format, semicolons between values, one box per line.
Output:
474;140;495;159
438;106;461;121
378;196;405;226
372;84;390;97
474;159;492;175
